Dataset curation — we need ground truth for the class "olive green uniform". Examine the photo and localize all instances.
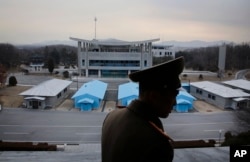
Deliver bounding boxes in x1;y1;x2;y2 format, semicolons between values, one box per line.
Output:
102;100;174;162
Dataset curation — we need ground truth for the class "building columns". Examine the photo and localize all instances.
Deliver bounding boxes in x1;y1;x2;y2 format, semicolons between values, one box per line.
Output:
85;69;88;77
98;70;101;77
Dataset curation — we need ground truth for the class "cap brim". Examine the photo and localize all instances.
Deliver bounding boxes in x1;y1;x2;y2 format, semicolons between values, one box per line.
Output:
129;57;184;82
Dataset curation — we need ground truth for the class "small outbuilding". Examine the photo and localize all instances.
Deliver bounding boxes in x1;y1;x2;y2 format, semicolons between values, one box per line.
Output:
118;82;139;107
223;79;250;93
19;79;72;109
71;80;108;111
190;81;250;109
222;79;250;109
174;91;196;112
175;99;192;113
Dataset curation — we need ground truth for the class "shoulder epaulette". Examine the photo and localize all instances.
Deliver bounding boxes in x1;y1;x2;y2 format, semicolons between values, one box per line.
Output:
148;121;174;142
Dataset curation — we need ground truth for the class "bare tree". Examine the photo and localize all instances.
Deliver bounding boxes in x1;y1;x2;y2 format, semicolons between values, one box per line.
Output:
0;64;7;87
48;59;54;74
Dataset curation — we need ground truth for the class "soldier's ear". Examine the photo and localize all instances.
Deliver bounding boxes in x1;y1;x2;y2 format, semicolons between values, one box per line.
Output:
148;90;160;100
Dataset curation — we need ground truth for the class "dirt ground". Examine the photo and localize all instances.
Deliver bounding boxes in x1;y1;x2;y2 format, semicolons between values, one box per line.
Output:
0;85;31;108
55;99;74;111
193;100;223;113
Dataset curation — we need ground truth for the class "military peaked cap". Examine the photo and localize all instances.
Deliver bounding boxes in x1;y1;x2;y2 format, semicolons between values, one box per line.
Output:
129;57;184;90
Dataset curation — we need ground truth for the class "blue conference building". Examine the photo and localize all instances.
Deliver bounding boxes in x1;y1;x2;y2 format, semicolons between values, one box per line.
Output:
71;80;108;111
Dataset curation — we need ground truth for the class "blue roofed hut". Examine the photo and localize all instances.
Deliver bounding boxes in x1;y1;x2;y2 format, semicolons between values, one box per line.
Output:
118;82;139;107
181;82;190;92
71;80;108;111
174;91;196;112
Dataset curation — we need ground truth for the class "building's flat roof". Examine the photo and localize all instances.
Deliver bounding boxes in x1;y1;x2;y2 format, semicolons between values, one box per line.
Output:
223;79;250;91
70;37;160;46
190;81;250;98
20;79;72;97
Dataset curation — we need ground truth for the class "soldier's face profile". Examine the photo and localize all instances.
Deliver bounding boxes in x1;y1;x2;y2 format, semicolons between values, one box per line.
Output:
149;88;178;118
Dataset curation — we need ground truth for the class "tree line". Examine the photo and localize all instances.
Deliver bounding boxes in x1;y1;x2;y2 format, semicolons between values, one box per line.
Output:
0;43;77;83
175;43;250;72
1;42;250;80
0;44;77;69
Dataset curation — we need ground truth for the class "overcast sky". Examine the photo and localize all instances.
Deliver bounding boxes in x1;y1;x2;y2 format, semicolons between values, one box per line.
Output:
0;0;249;44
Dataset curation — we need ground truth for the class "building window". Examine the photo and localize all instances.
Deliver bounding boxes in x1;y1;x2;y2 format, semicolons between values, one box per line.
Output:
89;60;140;67
208;93;216;100
82;60;85;66
89;69;98;75
57;92;61;98
196;89;202;95
64;88;67;93
144;60;147;67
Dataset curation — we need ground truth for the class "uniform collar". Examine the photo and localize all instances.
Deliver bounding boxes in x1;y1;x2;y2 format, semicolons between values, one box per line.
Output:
127;100;163;130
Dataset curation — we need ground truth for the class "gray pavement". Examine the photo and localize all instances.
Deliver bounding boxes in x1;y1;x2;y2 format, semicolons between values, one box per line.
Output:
10;73;54;86
0;144;229;162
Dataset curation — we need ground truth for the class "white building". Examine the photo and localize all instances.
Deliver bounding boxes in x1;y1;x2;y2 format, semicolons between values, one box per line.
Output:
20;56;45;73
152;44;175;58
223;79;250;94
19;79;72;109
70;37;160;78
190;81;250;110
29;62;44;73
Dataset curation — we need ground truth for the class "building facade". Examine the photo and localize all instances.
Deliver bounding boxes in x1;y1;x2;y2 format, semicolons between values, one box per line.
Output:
70;37;160;77
190;81;250;110
152;44;175;58
222;79;250;109
29;56;45;73
19;79;72;109
174;91;196;112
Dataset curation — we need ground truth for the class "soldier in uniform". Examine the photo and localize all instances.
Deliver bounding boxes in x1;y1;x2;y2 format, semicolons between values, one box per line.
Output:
102;57;184;162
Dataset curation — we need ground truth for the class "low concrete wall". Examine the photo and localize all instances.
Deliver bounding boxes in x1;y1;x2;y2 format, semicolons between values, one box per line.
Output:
0;141;57;151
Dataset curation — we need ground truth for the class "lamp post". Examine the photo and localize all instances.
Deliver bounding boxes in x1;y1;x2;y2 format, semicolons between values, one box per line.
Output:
94;17;97;40
219;129;222;146
76;73;79;90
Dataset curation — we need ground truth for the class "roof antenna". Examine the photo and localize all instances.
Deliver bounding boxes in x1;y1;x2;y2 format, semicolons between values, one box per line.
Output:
94;17;97;40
